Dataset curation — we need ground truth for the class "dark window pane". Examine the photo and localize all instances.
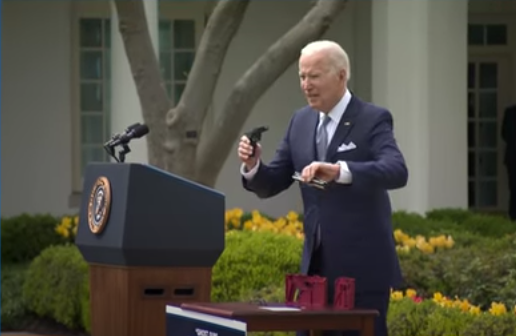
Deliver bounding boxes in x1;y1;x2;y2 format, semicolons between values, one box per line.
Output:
159;20;172;51
174;51;195;80
468;180;476;207
80;51;103;79
479;92;497;118
174;20;195;49
478;151;497;177
81;83;103;111
81;115;104;144
468;151;476;178
468;24;484;45
104;19;111;48
478;121;498;148
104;50;111;79
486;24;507;45
80;19;102;47
468;92;475;118
468;63;475;89
468;121;476;148
477;180;497;207
479;63;497;89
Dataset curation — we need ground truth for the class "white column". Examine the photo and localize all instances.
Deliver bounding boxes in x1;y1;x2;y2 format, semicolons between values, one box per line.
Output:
371;0;469;213
110;0;159;163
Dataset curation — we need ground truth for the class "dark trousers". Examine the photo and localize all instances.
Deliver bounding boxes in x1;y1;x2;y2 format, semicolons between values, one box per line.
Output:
297;246;391;336
508;163;516;221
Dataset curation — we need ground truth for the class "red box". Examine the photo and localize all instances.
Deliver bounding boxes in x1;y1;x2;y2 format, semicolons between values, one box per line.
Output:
285;274;327;308
333;277;355;310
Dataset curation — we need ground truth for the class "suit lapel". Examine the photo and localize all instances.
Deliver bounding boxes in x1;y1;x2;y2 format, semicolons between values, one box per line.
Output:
326;96;360;161
306;109;320;161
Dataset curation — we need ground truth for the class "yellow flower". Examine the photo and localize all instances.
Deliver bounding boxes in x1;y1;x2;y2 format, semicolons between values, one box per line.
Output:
405;289;417;298
390;290;403;300
432;292;444;303
286;211;299;221
488;302;507;315
469;306;481;315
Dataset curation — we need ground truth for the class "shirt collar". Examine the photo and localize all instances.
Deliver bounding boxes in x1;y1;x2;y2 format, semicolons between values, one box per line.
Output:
319;89;352;124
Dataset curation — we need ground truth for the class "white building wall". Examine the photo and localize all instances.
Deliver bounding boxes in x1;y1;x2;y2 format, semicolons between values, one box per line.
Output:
1;1;74;216
370;0;469;213
1;0;514;218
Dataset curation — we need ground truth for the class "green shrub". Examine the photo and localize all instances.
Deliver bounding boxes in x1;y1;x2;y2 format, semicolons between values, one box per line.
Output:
391;211;458;237
211;230;302;302
398;235;516;309
22;244;89;330
15;209;516;335
1;263;31;330
387;297;516;336
1;213;66;263
426;207;474;224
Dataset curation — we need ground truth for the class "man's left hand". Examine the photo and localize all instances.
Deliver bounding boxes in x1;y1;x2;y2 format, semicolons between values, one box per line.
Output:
301;162;340;182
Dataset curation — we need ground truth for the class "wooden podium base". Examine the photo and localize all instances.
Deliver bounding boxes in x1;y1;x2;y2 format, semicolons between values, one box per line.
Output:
89;264;212;336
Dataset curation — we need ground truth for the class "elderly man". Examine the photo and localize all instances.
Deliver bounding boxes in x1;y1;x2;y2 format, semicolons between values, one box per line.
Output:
237;40;408;336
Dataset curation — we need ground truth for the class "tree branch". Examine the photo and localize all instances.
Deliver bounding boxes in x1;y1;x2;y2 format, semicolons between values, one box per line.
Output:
165;0;251;129
113;0;170;167
196;0;348;183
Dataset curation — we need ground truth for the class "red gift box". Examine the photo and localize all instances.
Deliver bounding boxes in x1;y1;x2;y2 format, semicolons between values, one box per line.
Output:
285;274;327;308
333;277;355;310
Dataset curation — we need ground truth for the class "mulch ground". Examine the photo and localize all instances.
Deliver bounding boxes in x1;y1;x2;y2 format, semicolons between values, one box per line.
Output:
1;316;88;336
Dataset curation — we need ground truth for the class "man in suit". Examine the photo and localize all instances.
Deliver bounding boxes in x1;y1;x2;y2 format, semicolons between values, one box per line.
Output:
502;104;516;221
237;40;408;336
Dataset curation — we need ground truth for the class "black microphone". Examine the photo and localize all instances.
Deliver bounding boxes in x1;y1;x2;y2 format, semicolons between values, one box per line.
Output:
103;123;150;163
105;123;149;148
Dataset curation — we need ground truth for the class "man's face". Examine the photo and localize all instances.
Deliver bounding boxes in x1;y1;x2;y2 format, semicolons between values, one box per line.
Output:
298;51;346;113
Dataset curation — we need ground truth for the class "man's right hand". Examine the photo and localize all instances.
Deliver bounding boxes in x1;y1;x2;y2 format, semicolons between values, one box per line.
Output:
238;135;261;171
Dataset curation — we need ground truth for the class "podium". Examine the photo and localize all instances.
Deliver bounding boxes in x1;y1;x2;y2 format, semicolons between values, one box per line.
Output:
75;163;225;336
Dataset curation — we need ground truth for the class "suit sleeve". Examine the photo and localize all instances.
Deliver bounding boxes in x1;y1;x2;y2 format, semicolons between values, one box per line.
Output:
345;109;409;190
241;116;295;198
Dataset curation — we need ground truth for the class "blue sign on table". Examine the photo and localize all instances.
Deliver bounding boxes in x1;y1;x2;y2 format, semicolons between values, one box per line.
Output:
166;305;247;336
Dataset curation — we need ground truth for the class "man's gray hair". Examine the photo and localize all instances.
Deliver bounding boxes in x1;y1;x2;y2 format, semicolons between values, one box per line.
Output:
300;40;351;81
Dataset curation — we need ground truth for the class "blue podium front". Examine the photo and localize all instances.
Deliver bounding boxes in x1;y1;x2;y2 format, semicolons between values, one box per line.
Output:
166;305;247;336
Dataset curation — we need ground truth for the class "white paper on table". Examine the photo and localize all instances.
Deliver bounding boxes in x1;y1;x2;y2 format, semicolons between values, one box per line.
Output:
258;306;301;312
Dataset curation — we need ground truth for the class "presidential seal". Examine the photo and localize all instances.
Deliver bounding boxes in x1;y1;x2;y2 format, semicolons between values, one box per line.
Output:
88;176;112;234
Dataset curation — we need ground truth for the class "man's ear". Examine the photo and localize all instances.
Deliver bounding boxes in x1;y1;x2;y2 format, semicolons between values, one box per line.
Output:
339;69;347;82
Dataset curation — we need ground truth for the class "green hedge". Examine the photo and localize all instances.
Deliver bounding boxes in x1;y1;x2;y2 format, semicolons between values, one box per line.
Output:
1;213;66;263
1;263;31;330
22;244;89;331
2;208;516;335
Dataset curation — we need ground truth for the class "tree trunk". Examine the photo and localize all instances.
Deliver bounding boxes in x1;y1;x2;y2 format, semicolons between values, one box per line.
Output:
196;0;349;185
113;0;170;169
114;0;250;180
163;0;250;180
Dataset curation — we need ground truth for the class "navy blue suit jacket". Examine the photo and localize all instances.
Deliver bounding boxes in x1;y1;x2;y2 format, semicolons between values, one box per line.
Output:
242;96;408;293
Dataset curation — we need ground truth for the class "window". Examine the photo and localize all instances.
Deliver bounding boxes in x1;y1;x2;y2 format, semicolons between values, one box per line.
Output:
467;60;502;209
77;18;112;181
468;24;508;46
158;19;196;104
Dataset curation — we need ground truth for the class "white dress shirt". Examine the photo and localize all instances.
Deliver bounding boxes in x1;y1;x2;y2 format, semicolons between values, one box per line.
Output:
241;90;353;184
